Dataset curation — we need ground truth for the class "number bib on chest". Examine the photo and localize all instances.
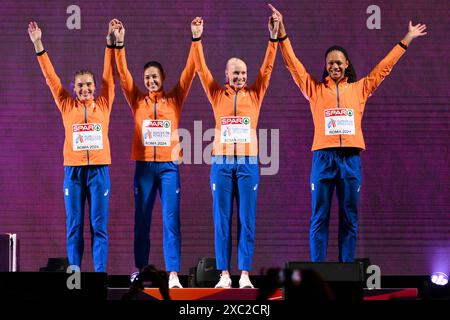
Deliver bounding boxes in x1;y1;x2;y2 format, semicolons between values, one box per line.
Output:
324;108;355;135
220;116;251;144
72;123;103;151
142;120;171;147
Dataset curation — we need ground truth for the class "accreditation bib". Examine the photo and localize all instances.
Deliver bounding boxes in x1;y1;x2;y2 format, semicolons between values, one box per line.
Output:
324;108;355;135
142;119;171;147
72;123;103;151
220;116;251;144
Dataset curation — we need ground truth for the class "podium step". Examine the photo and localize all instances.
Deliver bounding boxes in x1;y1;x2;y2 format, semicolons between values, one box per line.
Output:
143;288;283;300
363;288;419;300
107;287;283;300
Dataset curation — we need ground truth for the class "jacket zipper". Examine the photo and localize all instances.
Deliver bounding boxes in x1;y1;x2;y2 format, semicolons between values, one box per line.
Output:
336;82;342;147
154;97;157;161
233;90;239;156
84;102;90;165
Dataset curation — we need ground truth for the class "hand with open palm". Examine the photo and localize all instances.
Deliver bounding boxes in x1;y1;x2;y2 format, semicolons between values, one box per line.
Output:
28;21;44;53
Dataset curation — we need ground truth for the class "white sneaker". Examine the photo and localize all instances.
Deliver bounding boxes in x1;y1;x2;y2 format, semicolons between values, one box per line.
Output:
239;275;254;288
215;274;232;288
169;275;183;288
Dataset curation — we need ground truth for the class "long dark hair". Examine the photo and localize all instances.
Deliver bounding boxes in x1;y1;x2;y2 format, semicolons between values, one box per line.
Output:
321;45;357;83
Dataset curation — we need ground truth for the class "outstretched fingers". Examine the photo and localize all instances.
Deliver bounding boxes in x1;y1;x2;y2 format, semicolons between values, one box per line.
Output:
28;21;42;43
409;21;428;38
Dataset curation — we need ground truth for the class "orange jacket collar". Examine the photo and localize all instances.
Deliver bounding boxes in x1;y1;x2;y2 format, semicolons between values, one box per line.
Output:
225;83;248;95
324;75;348;86
76;97;95;106
147;89;166;102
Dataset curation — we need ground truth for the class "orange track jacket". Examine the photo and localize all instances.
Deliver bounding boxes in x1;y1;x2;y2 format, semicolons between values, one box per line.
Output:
115;43;196;162
193;39;278;156
279;37;407;151
37;47;115;166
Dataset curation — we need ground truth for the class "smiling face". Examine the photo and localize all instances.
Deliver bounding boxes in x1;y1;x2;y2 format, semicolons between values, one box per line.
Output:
144;66;164;93
225;58;247;90
326;50;349;82
73;73;96;101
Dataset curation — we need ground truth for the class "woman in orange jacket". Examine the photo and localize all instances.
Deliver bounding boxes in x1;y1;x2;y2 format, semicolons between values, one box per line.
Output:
112;20;196;288
28;20;117;272
269;5;427;262
191;14;279;288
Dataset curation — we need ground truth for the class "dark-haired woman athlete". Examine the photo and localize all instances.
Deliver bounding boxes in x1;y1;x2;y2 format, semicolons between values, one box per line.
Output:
269;5;427;262
112;20;197;288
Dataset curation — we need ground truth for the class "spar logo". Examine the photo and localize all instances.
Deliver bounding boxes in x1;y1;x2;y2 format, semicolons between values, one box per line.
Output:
163;121;170;128
325;109;352;117
221;117;250;125
73;124;97;132
144;120;164;128
73;123;102;132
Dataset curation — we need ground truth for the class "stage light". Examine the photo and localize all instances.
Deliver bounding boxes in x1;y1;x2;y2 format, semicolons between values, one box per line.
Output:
430;272;448;286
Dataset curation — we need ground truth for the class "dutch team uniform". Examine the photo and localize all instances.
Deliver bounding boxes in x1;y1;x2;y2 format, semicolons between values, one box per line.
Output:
36;45;115;272
279;36;408;262
192;37;278;271
115;42;196;272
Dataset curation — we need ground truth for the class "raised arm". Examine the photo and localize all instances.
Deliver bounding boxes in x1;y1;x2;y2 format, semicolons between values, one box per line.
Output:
28;21;70;111
249;13;279;104
269;4;318;101
359;21;427;101
114;21;144;110
98;19;117;110
172;32;197;110
191;17;222;105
